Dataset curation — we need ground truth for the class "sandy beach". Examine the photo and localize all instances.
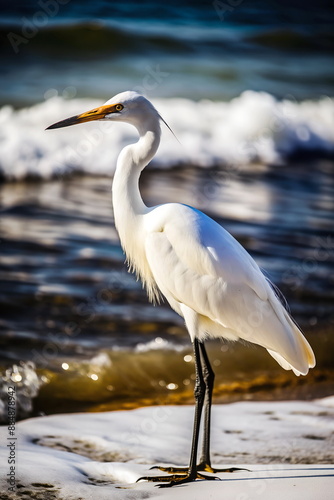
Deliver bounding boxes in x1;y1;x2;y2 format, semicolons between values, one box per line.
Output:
1;396;333;499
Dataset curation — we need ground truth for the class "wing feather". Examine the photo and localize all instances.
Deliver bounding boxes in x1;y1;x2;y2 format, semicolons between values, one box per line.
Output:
144;204;315;375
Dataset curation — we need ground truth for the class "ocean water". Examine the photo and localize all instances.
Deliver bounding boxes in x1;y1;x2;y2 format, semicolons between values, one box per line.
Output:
0;0;334;419
1;0;334;106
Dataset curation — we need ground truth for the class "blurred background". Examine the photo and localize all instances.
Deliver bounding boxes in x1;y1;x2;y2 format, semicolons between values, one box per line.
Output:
0;0;333;421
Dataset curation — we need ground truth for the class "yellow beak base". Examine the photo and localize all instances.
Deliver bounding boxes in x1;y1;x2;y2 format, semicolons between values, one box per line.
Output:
46;103;120;130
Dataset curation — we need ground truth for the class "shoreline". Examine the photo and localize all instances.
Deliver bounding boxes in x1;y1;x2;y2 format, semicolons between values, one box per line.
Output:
0;397;333;499
33;365;334;418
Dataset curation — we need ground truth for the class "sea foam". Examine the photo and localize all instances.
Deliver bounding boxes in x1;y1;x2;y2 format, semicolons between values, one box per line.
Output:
1;92;333;181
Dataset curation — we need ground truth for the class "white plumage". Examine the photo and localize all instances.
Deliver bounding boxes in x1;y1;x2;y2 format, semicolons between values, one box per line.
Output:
144;203;314;375
107;91;315;377
47;90;315;486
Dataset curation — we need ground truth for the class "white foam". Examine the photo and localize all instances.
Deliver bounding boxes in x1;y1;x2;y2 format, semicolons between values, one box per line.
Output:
1;92;334;180
0;400;333;498
0;362;42;423
135;337;185;352
317;395;334;408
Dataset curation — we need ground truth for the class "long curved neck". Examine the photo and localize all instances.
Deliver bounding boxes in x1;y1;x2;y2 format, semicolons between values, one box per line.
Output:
112;119;161;281
112;124;160;221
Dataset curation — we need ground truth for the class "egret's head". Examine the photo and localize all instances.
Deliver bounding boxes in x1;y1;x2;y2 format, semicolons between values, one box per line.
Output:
46;91;160;131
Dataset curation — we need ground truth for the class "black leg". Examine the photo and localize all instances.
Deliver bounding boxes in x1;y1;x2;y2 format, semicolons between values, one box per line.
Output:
185;338;206;478
197;341;215;470
137;339;219;487
196;342;249;474
137;340;249;486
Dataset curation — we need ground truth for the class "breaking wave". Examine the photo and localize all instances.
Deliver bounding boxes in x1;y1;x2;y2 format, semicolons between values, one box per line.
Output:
1;91;333;181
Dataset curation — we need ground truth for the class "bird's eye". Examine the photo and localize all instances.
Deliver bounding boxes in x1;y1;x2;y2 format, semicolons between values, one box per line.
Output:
115;104;123;112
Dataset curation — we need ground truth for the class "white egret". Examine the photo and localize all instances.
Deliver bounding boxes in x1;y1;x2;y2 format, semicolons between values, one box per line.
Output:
47;91;315;487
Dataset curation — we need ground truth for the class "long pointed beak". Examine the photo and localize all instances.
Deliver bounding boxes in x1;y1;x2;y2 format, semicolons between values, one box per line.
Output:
46;103;119;130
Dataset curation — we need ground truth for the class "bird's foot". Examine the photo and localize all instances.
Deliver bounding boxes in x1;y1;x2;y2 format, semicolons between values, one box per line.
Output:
137;471;219;488
150;463;250;474
198;463;251;473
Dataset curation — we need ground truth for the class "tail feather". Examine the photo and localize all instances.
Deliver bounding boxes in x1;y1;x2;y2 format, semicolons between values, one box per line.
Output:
267;349;301;375
266;305;315;376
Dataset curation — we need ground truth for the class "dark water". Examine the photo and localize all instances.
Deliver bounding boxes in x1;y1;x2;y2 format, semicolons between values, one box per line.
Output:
1;0;334;106
1;161;333;417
